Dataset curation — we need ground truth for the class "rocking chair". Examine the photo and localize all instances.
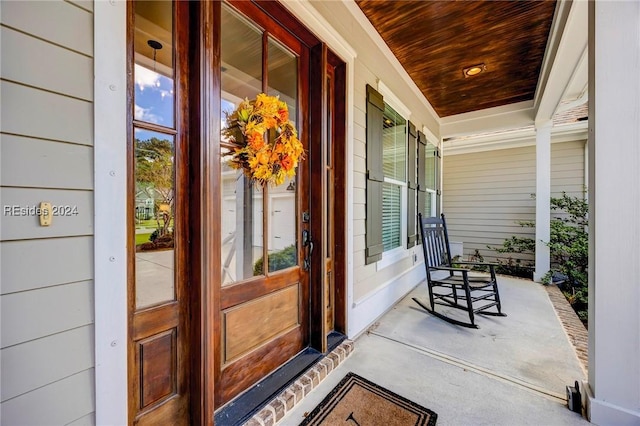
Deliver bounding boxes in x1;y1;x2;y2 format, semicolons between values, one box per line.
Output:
413;213;506;328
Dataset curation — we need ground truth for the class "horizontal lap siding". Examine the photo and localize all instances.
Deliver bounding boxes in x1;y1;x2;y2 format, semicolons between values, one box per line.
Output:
443;141;585;264
0;1;95;424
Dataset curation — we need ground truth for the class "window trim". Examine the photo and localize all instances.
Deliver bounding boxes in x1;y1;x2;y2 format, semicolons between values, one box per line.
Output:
377;80;411;120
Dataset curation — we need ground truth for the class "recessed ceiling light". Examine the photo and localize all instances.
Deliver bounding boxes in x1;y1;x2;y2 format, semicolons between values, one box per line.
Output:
463;63;486;78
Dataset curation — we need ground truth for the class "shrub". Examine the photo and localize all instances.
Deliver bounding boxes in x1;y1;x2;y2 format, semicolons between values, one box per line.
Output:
253;244;297;275
490;192;588;323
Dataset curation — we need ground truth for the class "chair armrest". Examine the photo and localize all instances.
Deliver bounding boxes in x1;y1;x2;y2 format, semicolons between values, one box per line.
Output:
455;261;499;267
430;266;470;273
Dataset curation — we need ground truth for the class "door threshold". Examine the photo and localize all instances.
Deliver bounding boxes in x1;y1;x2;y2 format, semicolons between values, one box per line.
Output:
214;335;352;426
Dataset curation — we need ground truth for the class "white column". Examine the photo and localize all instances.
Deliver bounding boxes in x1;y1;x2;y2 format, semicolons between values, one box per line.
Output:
534;120;552;283
94;1;128;424
586;1;640;424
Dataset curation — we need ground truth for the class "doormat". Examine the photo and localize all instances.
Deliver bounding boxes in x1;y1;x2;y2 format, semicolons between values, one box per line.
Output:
299;372;437;425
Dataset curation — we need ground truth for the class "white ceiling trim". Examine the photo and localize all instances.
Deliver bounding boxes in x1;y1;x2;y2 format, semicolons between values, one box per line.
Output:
280;0;357;62
439;100;535;139
444;121;588;156
556;48;588;114
534;0;588;123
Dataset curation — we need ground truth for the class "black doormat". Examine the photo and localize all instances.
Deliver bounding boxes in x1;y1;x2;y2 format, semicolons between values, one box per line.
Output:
299;372;437;425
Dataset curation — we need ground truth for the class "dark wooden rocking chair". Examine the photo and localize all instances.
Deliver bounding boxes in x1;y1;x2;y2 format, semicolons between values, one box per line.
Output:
413;213;506;328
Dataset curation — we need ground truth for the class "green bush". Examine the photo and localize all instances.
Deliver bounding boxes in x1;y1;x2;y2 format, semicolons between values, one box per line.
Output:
490;192;588;323
253;244;297;275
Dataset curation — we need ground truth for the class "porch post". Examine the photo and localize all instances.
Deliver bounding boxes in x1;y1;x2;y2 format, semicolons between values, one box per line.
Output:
534;120;551;283
586;1;640;424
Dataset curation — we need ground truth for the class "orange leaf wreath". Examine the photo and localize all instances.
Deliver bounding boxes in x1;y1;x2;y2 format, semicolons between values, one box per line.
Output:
223;93;304;186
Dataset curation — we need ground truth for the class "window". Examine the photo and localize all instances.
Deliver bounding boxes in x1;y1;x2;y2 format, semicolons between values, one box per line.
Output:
365;84;414;265
424;140;439;216
417;131;440;220
381;103;407;252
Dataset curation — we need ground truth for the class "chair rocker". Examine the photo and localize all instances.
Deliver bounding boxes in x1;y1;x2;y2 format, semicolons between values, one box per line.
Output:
413;213;506;328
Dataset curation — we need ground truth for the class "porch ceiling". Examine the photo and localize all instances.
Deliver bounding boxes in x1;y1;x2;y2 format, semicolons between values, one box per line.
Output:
355;0;557;118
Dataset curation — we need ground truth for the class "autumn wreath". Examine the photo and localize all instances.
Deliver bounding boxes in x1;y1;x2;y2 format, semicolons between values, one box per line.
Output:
224;93;304;186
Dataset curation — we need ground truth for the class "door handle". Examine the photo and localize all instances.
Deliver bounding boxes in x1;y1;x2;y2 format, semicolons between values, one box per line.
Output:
302;230;313;271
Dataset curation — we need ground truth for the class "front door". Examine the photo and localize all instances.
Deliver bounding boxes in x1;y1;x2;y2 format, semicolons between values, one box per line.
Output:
216;1;311;405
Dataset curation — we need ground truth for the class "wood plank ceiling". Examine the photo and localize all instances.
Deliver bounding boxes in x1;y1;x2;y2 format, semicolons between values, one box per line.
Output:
356;0;557;117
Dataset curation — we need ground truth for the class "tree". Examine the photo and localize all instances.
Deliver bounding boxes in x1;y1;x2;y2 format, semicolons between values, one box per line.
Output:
135;137;174;236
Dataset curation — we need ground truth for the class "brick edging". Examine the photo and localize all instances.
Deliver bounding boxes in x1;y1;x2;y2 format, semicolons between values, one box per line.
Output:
544;285;588;374
243;340;355;426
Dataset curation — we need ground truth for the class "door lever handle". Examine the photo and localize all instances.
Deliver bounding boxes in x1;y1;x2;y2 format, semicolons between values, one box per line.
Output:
302;229;313;271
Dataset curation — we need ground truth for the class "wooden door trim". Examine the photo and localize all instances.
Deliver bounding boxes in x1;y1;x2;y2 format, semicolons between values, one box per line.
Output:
188;1;220;424
309;42;327;352
328;50;348;335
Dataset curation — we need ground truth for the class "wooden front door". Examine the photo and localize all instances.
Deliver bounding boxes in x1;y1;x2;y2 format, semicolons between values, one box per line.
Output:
128;1;193;424
216;1;311;405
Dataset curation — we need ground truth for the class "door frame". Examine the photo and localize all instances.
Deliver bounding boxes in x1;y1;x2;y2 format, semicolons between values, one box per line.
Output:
126;1;197;424
309;45;348;351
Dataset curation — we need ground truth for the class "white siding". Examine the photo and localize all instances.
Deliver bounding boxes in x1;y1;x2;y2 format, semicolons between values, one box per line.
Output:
309;1;440;336
443;140;586;264
0;1;95;424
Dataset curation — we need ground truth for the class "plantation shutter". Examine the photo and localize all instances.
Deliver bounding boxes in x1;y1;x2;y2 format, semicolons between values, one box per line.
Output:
417;130;428;233
406;121;417;248
365;84;384;264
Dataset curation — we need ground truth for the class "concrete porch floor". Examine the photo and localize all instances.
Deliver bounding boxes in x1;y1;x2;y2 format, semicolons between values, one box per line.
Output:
280;275;589;425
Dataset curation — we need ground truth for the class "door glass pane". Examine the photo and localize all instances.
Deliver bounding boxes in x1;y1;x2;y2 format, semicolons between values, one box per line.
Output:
221;148;264;284
134;129;175;308
267;37;298;272
220;4;264;285
267;37;297;120
221;4;263;99
133;1;174;128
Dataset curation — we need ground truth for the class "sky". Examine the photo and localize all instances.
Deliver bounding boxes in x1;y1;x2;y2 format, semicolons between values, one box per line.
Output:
134;63;174;142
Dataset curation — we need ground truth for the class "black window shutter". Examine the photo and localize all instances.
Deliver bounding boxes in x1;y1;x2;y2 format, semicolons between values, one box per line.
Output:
417;131;428;232
407;121;417;248
365;84;384;264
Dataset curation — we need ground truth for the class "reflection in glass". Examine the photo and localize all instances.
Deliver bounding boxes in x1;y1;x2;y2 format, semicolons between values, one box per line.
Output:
220;5;300;281
133;1;174;128
268;37;298;121
221;4;262;100
221;148;264;285
134;129;175;308
220;3;265;285
267;37;298;272
267;176;298;272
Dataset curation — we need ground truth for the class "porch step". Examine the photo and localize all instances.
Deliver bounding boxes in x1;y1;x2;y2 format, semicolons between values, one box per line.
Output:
243;340;355;426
